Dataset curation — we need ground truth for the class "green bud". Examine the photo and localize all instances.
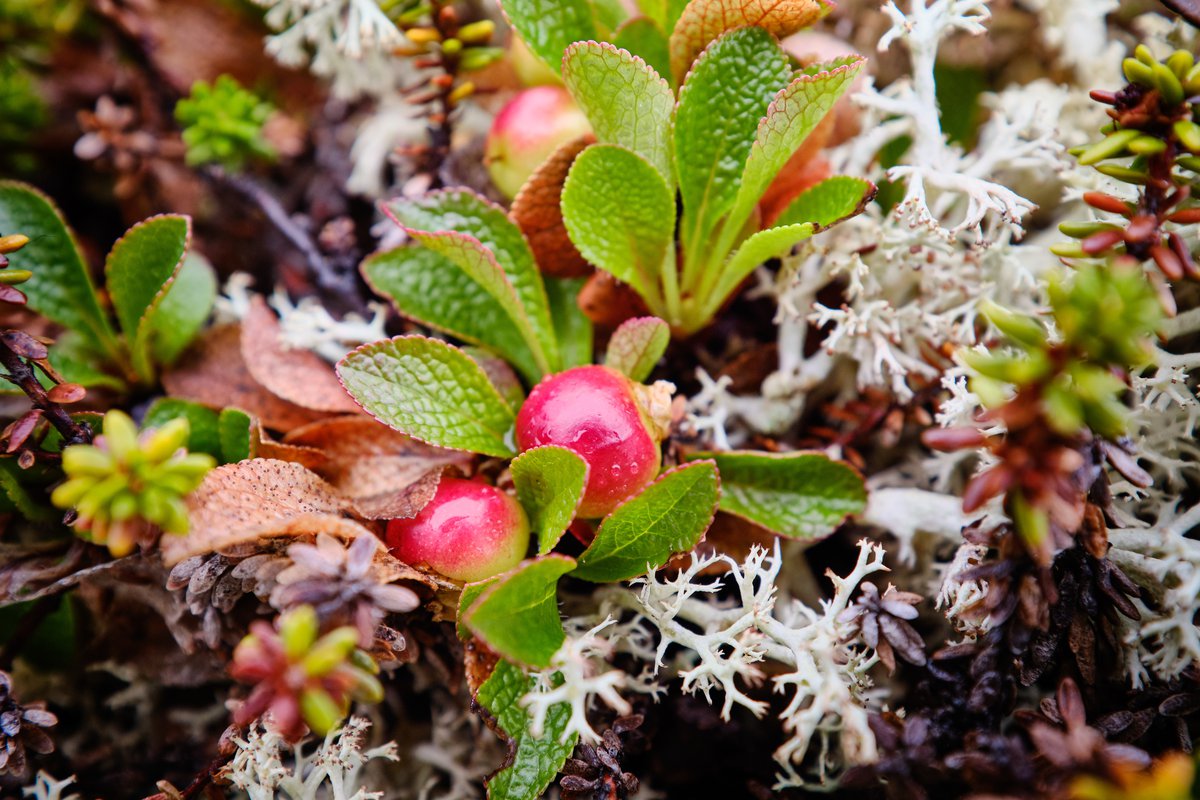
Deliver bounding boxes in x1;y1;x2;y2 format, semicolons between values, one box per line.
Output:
968;374;1008;408
441;37;462;56
1175;120;1200;153
458;46;505;72
1128;135;1167;155
1059;221;1121;239
161;497;190;535
1185;62;1200;95
457;19;495;43
1177;155;1200;172
110;492;138;522
0;269;34;285
1134;44;1156;65
1011;491;1050;553
51;477;98;509
348;669;385;704
1123;58;1157;87
349;648;379;675
1078;129;1141;166
1154;60;1185;105
62;446;115;477
1043;384;1085;435
280;605;320;660
980;299;1047;349
299;688;345;737
1050;242;1088;258
1167;49;1194;78
76;473;128;521
1094;164;1149;185
102;410;140;461
302;628;360;677
142;418;190;462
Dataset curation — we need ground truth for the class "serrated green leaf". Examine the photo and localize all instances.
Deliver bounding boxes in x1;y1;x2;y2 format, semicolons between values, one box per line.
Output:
364;246;542;383
501;0;598;71
0;181;118;359
688;451;865;540
512;446;589;555
773;175;876;230
675;27;790;257
477;660;578;800
721;57;864;254
386;190;559;377
562;41;676;182
105;214;191;382
545;277;594;369
614;17;673;85
147;252;217;368
218;408;254;463
464;555;577;667
337;336;517;458
706;223;814;316
143;398;222;460
668;0;829;83
562;144;674;306
574;460;719;582
606;316;669;381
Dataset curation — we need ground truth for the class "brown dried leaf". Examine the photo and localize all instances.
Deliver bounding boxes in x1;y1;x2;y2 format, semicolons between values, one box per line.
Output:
510;135;594;278
241;296;362;414
255;421;327;471
283;416;473;519
163;458;372;565
163;324;326;432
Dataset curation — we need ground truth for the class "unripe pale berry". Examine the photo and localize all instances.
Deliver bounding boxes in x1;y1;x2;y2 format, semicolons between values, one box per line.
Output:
516;365;668;519
485;86;591;199
385;477;530;582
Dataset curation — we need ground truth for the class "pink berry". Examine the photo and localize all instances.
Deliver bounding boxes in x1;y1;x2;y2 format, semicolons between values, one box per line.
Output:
516;366;666;519
485;86;592;199
386;478;530;582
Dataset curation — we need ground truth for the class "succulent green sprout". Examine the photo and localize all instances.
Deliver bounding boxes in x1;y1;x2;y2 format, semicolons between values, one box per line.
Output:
52;410;215;557
174;75;277;172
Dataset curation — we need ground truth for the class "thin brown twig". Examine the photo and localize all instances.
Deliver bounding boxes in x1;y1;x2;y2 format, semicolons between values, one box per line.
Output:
0;338;92;448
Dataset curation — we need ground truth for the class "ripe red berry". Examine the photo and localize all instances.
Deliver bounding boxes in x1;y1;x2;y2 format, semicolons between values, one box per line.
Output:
485;86;591;199
386;477;530;582
516;365;668;519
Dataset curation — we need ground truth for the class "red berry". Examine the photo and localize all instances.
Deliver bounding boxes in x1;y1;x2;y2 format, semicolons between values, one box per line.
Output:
485;86;591;199
516;366;667;519
386;478;530;582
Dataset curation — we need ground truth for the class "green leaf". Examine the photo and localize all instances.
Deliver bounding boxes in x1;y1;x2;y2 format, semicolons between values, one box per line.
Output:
363;246;542;383
142;398;222;460
147;252;217;368
500;0;598;71
457;577;497;639
105;214;192;381
218;408;254;463
723;57;865;249
337;336;517;458
562;41;676;182
512;446;589;555
773;176;876;230
477;660;578;800
386;190;559;377
0;460;55;523
0;181;118;358
614;17;673;85
687;451;865;539
574;460;719;582
545;277;594;369
464;555;577;667
707;223;814;314
47;335;125;392
674;27;790;254
668;0;829;83
562;144;674;305
606;316;669;381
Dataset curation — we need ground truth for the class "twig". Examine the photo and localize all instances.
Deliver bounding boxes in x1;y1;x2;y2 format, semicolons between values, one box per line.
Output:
0;338;92;448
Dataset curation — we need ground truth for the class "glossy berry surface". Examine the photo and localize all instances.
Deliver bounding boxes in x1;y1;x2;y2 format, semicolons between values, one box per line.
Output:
485;86;591;199
386;478;530;583
516;365;662;519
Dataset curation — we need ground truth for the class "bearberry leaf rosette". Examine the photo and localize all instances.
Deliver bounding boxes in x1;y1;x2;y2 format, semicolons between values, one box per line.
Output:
612;17;672;88
0;181;119;360
685;451;866;540
476;659;577;800
511;446;589;555
573;460;720;582
668;0;830;83
337;336;517;458
561;41;675;181
462;554;578;668
605;316;669;382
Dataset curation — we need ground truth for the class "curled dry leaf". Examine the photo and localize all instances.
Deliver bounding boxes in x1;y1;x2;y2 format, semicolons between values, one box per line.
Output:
284;415;473;520
163;324;325;432
510;134;595;278
162;458;373;565
241;296;362;414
